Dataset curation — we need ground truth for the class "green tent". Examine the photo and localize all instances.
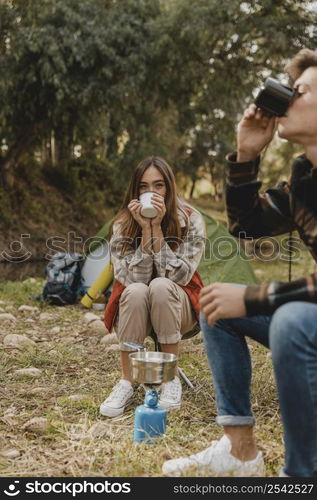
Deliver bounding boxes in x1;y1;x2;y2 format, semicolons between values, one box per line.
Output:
197;208;257;285
89;207;257;287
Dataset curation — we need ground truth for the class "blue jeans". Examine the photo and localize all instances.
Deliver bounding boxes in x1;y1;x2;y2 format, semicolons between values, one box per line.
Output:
200;301;317;477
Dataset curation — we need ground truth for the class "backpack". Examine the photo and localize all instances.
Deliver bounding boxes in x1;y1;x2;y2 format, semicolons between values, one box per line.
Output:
43;252;84;306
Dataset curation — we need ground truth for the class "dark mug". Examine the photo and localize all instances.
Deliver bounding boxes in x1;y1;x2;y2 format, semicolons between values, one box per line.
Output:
254;77;296;116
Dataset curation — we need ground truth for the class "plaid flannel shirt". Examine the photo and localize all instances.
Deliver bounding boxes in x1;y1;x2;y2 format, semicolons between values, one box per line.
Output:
226;152;317;316
110;206;205;287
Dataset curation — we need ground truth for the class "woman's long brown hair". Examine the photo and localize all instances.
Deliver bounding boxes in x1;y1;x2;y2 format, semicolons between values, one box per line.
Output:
110;156;189;252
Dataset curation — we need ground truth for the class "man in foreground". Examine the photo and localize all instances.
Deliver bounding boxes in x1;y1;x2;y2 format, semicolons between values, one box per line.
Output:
162;48;317;477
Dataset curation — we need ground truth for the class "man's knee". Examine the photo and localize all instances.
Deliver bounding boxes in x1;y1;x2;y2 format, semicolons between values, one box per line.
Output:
120;283;149;306
269;302;317;353
200;311;234;335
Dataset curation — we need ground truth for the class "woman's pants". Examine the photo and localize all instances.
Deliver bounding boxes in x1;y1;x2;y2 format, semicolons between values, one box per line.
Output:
117;277;197;351
200;301;317;477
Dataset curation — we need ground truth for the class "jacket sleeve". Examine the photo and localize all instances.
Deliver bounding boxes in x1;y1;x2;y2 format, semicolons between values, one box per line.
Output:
244;273;317;316
153;210;205;286
110;223;153;286
226;152;294;238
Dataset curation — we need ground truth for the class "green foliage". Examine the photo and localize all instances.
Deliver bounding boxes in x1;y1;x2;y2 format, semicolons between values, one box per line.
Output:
261;137;303;188
0;277;44;303
0;0;316;223
43;156;122;210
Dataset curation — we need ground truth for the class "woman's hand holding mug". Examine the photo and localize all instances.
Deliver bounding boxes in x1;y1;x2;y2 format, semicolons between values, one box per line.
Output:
149;193;166;227
128;199;151;229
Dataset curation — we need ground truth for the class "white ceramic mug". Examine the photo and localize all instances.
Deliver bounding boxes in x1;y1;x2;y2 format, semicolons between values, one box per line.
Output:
139;191;158;218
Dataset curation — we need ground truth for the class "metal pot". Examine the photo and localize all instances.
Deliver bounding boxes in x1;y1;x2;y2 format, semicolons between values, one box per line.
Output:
129;351;177;385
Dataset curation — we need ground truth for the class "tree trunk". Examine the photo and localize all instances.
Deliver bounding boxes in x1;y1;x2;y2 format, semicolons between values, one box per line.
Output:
0;129;34;186
51;130;56;166
190;178;196;198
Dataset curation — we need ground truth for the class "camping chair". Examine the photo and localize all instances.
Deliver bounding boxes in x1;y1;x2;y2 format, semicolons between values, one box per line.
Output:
149;324;201;390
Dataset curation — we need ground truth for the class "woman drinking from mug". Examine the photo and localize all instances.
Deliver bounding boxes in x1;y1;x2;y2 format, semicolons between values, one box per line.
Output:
100;156;206;417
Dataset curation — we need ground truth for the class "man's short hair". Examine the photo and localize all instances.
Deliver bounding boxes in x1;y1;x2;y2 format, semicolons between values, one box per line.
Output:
286;48;317;82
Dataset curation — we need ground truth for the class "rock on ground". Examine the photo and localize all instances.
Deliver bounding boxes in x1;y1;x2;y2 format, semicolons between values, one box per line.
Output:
88;422;112;438
83;312;100;324
18;305;40;313
67;394;87;401
0;449;21;459
5;306;15;312
50;326;61;334
105;344;120;351
89;320;107;333
3;334;36;350
22;417;49;433
13;367;42;378
100;333;118;345
29;387;48;395
0;313;16;322
39;313;54;321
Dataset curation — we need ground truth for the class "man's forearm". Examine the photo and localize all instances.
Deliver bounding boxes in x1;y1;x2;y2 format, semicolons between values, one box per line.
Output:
244;273;317;316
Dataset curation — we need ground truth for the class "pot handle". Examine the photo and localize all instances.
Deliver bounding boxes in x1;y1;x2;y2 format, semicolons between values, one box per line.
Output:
123;341;146;351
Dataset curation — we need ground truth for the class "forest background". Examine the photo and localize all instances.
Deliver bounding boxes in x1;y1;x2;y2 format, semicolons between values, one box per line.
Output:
1;0;317;261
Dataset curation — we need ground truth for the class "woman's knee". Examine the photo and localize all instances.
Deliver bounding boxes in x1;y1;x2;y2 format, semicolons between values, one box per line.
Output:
149;277;176;303
120;283;149;307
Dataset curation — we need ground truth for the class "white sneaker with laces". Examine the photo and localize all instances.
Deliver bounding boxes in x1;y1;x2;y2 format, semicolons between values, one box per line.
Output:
159;376;182;410
100;379;133;417
162;435;265;477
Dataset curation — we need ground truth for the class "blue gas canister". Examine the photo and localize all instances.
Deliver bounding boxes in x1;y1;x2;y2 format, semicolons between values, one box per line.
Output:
134;389;167;444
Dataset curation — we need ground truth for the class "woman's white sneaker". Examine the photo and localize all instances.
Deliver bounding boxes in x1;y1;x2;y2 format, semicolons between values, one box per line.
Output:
100;380;133;417
162;435;265;476
159;376;182;410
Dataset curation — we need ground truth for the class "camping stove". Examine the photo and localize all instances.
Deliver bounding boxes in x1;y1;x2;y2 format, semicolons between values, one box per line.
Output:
124;342;177;444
